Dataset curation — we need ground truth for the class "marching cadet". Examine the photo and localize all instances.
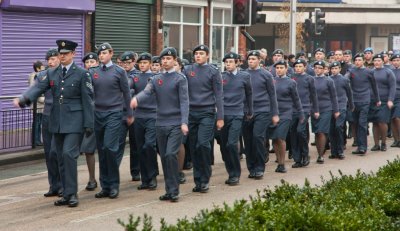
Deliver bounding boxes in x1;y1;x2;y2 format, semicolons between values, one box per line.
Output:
343;50;356;139
369;54;396;152
296;51;315;76
151;56;162;74
312;61;339;164
81;52;99;191
244;50;278;179
119;51;140;181
182;44;224;193
390;54;400;147
345;53;380;155
314;48;326;62
329;62;354;159
269;49;294;77
343;50;353;65
91;43;133;199
327;51;336;64
220;52;253;185
290;59;319;168
364;47;374;69
131;47;189;202
381;51;393;69
334;49;351;75
271;60;303;173
132;53;158;190
14;40;94;207
42;48;62;197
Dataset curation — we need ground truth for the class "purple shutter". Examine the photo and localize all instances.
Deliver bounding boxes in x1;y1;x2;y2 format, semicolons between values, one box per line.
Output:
0;11;84;107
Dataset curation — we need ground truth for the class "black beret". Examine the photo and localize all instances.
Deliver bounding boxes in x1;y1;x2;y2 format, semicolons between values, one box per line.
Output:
137;52;152;62
295;51;305;59
273;60;287;67
56;40;78;53
45;48;59;60
152;56;161;64
380;51;388;55
314;48;325;55
223;52;239;62
343;50;352;55
329;61;341;69
353;53;364;61
293;59;307;66
160;47;177;58
193;44;209;54
314;60;326;67
327;51;335;58
272;49;284;56
390;54;400;61
120;51;136;61
97;42;112;54
82;52;98;62
373;54;384;60
247;50;260;59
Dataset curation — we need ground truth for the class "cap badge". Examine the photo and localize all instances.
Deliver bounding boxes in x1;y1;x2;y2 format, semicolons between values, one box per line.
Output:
89;55;93;58
61;42;65;47
167;51;171;55
102;45;106;49
230;54;233;58
200;46;204;49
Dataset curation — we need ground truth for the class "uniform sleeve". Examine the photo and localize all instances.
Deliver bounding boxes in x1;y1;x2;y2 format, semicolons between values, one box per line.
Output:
212;69;224;120
265;74;279;116
345;78;355;111
21;72;51;106
328;79;339;113
81;72;94;129
178;77;189;125
120;71;133;117
291;81;304;120
387;69;397;101
368;69;380;102
136;77;156;104
245;74;253;116
308;76;319;113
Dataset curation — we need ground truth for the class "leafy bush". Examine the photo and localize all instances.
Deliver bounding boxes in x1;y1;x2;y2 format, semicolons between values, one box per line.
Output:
118;157;400;231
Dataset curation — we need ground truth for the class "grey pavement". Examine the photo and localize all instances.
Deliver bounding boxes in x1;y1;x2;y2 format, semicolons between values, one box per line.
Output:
0;136;399;231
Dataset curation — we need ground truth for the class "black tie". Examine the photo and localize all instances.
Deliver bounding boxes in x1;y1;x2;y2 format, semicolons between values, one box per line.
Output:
102;65;107;71
62;67;67;77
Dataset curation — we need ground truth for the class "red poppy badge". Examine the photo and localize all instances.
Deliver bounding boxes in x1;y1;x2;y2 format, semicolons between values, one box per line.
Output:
158;79;163;85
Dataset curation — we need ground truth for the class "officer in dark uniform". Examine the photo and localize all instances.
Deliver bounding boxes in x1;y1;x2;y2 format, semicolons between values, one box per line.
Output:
91;43;133;199
14;40;94;207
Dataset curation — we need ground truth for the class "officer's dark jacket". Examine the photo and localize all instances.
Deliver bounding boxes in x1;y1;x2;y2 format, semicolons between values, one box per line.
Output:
23;63;94;133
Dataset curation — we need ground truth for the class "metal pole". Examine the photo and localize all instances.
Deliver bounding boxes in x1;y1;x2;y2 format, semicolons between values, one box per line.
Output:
289;0;297;54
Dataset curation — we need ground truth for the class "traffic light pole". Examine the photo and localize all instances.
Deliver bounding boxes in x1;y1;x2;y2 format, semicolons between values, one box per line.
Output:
289;0;297;54
240;27;256;50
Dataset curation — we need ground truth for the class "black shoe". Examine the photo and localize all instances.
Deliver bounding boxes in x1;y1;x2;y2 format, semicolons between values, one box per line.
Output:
192;185;201;192
36;142;43;146
352;150;366;155
159;194;171;201
265;156;269;163
371;145;380;151
380;143;387;151
148;178;157;190
200;183;209;193
54;197;69;206
58;191;63;197
317;156;324;164
137;184;149;190
68;194;79;207
131;174;141;181
254;172;264;180
225;177;239;186
275;164;287;173
183;162;193;170
248;172;255;179
390;141;399;147
170;195;179;202
95;190;110;198
288;153;293;159
302;156;310;167
352;142;358;147
109;189;119;199
338;153;345;160
328;154;338;159
178;172;186;184
311;142;316;146
44;191;59;197
85;181;97;191
292;162;303;168
269;148;275;153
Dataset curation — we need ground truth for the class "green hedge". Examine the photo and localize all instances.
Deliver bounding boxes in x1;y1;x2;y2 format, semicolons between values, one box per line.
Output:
118;158;400;231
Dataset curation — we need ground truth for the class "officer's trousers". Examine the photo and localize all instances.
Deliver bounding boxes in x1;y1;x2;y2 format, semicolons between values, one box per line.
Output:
117;121;140;179
353;102;369;151
290;113;310;163
220;115;243;178
330;109;347;155
156;125;182;196
189;110;216;186
95;111;122;191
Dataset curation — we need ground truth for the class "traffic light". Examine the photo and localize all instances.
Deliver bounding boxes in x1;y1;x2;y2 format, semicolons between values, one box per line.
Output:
314;8;325;35
232;0;251;25
251;0;265;24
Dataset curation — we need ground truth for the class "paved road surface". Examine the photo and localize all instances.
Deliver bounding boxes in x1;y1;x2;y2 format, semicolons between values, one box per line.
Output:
0;137;399;231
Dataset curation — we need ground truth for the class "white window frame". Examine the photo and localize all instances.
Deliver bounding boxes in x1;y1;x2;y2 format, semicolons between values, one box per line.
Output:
209;1;239;66
163;3;204;59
